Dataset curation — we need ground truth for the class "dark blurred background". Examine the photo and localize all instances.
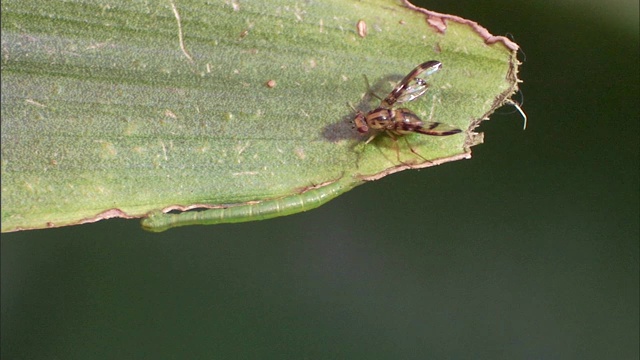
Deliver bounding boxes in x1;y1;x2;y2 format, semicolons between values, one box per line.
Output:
2;0;638;358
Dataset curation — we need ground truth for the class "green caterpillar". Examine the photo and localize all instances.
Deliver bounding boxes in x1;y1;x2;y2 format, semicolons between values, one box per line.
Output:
141;178;354;232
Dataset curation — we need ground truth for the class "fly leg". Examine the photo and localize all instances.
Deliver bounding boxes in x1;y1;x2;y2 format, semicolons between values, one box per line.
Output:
385;131;433;167
363;75;383;101
403;136;433;165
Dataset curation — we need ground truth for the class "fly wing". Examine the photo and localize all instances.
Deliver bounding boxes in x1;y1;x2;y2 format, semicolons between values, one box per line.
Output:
392;109;462;136
413;121;462;136
380;61;442;108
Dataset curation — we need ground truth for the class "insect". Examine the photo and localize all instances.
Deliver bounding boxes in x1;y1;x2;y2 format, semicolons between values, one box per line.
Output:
353;60;462;162
141;178;351;232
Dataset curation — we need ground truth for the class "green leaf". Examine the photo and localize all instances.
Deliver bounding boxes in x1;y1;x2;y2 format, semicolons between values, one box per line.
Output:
1;0;521;232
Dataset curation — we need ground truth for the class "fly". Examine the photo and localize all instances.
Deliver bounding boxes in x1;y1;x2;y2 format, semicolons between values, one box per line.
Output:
353;61;462;163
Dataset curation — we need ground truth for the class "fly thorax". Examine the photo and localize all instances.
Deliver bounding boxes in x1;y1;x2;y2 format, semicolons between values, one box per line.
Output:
367;108;393;129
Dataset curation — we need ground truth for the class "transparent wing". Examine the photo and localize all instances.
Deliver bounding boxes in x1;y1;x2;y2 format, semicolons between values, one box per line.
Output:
380;61;442;108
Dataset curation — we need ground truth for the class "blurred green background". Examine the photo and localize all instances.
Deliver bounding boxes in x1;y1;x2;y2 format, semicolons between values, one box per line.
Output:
2;0;638;358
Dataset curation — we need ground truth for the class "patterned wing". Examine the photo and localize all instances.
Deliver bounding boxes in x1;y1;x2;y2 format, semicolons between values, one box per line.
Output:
392;108;462;136
380;61;442;108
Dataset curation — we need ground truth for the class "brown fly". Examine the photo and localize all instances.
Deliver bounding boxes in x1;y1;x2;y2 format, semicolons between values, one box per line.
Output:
353;61;462;163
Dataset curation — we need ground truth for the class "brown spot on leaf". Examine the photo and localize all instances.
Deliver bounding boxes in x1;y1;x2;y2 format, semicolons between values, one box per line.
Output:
356;20;367;38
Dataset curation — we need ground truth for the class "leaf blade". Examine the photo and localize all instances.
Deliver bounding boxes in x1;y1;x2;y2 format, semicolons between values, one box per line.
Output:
1;0;521;232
